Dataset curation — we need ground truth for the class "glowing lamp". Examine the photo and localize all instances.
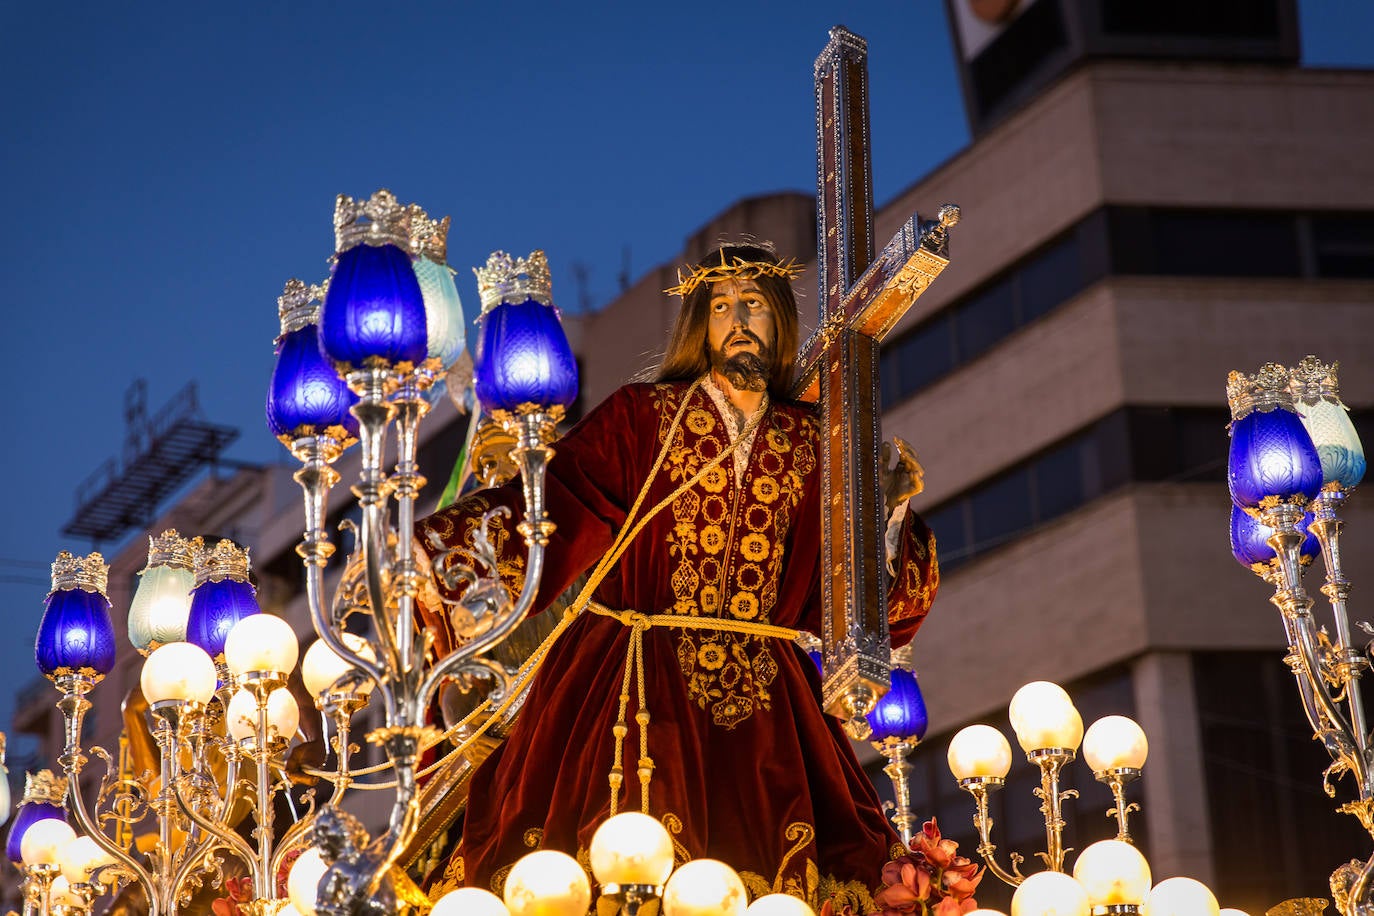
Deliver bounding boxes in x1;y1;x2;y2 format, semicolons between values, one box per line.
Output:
288;847;328;916
948;725;1013;780
5;771;65;864
186;540;260;661
1009;682;1082;753
432;887;511;916
227;687;299;745
301;634;378;699
1290;356;1365;491
661;858;747;916
127;531;196;655
589;811;675;887
503;849;591;916
747;894;816;915
58;834;115;885
1082;716;1149;772
223;613;299;680
269;280;359;444
35;552;117;683
473;251;577;412
1143;877;1220;916
140;642;218;707
20;816;75;866
414;253;467;373
1010;870;1090;916
1226;365;1321;511
1229;505;1319;574
1072;840;1151;908
866;666;929;743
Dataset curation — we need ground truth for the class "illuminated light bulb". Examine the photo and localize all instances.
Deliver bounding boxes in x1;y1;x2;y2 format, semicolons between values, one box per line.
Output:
1083;716;1149;772
1010;871;1090;916
433;887;512;916
288;847;328;916
20;817;75;866
279;904;302;916
227;688;300;744
1072;840;1152;908
127;560;194;655
1219;909;1251;916
224;613;299;680
966;911;1010;916
662;858;748;916
140;642;217;706
1009;681;1073;727
503;849;591;916
1144;878;1220;916
50;875;81;906
1009;682;1083;752
57;835;115;885
747;893;816;915
948;725;1013;780
301;635;377;700
589;812;675;887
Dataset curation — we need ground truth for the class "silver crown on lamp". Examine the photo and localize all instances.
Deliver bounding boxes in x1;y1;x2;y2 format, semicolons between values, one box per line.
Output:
277;278;329;337
145;528;196;571
192;538;252;586
50;551;109;596
1226;361;1295;421
22;768;67;807
1289;354;1343;406
474;249;553;313
334;188;412;252
407;204;452;264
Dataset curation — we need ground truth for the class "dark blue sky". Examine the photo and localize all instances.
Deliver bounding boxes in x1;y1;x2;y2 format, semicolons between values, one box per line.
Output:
2;2;1371;762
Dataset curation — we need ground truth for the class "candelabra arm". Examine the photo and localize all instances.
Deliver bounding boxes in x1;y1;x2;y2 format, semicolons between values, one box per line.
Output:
392;385;430;682
1029;749;1076;873
55;677;159;915
960;777;1024;887
1309;489;1369;761
250;692;276;899
878;738;918;846
172;770;258;886
349;370;402;681
1097;768;1142;842
305;561;393;723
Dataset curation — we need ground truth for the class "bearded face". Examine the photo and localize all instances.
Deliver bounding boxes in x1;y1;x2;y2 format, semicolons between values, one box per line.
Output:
706;278;776;392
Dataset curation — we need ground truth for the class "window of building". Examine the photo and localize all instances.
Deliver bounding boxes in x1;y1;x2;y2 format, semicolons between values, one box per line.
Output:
1312;214;1374;278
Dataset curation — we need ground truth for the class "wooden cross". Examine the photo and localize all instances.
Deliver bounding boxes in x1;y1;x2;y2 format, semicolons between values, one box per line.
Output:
792;26;959;721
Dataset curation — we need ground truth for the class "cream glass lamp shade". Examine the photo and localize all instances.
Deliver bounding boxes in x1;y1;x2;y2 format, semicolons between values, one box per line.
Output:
57;834;115;884
279;904;302;916
301;634;377;699
503;849;592;916
1219;909;1252;916
662;858;748;916
1082;716;1149;772
1072;840;1152;907
288;847;328;916
224;613;299;679
1009;681;1073;726
966;911;1010;916
1010;871;1090;916
20;817;76;866
948;724;1013;780
747;894;817;915
589;811;675;886
0;769;9;828
127;564;194;655
140;642;218;706
1144;878;1220;916
1010;685;1083;753
227;687;300;744
50;876;82;907
433;887;512;916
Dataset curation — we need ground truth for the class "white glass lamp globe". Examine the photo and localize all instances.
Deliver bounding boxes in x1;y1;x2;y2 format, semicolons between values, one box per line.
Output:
948;724;1013;780
589;811;675;887
224;613;299;679
1010;870;1090;916
227;687;300;744
747;893;816;915
966;910;1010;916
288;847;329;916
1072;840;1152;908
57;834;116;885
1083;716;1149;772
503;849;592;916
127;563;194;655
1144;878;1220;916
662;858;748;916
301;634;377;699
1011;692;1083;753
433;887;512;916
0;768;9;828
1009;681;1073;727
21;817;76;866
50;876;82;907
279;904;301;916
140;642;217;706
1219;909;1252;916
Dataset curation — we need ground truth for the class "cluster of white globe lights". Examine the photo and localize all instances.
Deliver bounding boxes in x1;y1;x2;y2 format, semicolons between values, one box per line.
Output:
12;625;1254;916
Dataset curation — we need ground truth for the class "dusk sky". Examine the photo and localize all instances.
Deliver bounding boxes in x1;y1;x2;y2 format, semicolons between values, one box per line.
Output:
2;1;1371;766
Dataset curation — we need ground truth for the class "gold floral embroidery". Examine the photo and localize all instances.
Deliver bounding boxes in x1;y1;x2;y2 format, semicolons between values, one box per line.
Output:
698;642;726;670
752;475;780;504
729;591;760;620
686;408;716;435
701;465;729;493
740;533;769;562
700;524;726;554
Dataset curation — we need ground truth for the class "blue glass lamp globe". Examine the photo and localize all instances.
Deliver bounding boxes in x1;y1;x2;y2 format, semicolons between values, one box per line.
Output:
474;297;578;412
866;666;929;743
1229;504;1320;572
34;552;116;683
1227;366;1323;511
268;322;359;443
186;540;260;661
5;799;65;865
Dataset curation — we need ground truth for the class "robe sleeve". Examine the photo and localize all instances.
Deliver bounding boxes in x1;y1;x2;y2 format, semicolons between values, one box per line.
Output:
887;504;939;648
414;386;642;660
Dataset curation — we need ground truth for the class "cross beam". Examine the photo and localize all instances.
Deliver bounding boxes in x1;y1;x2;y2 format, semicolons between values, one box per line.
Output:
793;25;958;721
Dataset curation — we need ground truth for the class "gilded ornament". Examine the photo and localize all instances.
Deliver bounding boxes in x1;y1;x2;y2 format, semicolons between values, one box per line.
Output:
50;550;109;596
144;529;196;571
276;277;328;337
473;250;553;312
333;188;412;252
22;768;67;806
193;538;251;586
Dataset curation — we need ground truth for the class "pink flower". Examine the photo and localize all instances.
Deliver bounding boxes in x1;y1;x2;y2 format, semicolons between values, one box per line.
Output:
870;819;985;916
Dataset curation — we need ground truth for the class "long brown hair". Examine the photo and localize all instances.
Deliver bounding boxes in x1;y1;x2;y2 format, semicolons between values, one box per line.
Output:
654;244;800;398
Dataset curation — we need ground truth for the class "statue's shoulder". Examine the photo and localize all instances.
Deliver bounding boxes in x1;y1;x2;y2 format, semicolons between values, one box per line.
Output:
768;396;819;431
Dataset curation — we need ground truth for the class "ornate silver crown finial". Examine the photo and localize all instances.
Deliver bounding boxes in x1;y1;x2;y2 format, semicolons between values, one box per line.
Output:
50;551;109;596
334;189;412;253
145;529;196;572
474;250;553;313
1227;362;1295;421
1289;355;1343;406
277;278;329;336
407;204;452;264
22;769;66;807
193;538;252;587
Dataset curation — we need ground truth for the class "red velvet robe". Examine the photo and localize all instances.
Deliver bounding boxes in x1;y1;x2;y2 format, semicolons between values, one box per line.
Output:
416;380;938;909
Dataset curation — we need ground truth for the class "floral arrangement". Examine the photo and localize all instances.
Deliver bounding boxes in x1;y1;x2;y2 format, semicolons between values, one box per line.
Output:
869;818;984;916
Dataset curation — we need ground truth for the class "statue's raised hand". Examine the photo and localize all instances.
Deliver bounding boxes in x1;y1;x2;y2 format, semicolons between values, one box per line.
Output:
881;435;924;517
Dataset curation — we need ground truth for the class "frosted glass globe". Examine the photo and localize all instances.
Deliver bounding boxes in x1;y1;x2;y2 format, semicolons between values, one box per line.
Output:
590;812;675;886
662;859;748;916
279;904;301;916
966;910;1010;916
1073;840;1152;907
227;687;299;744
140;642;217;706
747;893;816;915
1012;696;1083;752
288;848;328;916
1144;877;1220;916
127;563;194;654
433;887;511;916
1219;909;1252;916
1083;716;1148;772
57;834;115;884
50;876;81;906
301;634;377;699
948;724;1013;780
0;769;9;828
503;850;591;916
224;613;299;679
1010;870;1090;916
21;817;76;866
1009;681;1073;727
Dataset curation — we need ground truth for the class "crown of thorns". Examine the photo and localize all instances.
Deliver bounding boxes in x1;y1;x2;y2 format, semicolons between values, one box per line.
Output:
664;251;803;298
